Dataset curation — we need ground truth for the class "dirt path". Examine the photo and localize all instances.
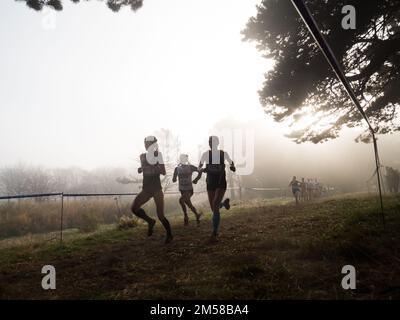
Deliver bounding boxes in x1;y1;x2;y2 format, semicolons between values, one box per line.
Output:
1;196;399;299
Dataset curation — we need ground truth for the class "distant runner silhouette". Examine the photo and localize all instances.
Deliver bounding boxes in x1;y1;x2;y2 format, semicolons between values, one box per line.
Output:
289;176;301;205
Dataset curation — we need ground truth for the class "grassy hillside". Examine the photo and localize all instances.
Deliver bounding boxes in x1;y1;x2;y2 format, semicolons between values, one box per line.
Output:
0;194;399;299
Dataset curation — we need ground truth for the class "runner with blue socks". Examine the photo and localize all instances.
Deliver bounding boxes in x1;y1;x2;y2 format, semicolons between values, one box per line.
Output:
193;136;235;242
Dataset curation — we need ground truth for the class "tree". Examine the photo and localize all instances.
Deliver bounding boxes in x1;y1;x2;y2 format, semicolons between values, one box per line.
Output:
16;0;143;12
242;0;400;143
153;128;181;192
0;165;135;195
0;165;57;195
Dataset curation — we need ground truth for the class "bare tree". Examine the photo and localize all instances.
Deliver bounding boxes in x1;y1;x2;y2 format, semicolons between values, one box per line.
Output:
0;165;55;195
0;165;137;196
154;128;181;192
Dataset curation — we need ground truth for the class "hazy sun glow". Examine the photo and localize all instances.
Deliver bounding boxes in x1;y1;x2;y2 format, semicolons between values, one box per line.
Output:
2;0;398;176
0;0;272;168
286;107;338;134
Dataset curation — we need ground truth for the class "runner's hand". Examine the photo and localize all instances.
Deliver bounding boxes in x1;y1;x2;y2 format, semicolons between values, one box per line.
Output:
138;167;143;174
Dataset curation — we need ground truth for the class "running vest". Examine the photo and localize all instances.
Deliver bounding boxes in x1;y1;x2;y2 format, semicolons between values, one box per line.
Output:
141;152;161;176
206;150;225;174
140;153;162;192
176;164;195;191
292;180;301;190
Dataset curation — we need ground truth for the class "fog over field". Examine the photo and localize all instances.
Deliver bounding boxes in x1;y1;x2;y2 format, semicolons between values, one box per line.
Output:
0;0;399;194
1;0;400;303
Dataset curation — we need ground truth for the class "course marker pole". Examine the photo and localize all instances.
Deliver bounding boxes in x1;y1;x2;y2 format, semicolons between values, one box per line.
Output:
60;193;64;244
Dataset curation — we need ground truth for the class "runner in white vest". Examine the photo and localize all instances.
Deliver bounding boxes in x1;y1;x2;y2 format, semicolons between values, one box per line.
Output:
172;154;202;225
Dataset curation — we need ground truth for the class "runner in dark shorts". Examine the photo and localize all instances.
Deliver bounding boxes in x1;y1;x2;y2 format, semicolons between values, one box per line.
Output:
172;154;202;226
193;136;235;242
131;136;173;244
289;176;301;205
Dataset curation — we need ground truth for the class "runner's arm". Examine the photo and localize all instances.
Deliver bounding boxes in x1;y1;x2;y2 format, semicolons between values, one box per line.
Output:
193;155;206;184
172;167;178;183
138;154;144;174
192;170;203;184
224;151;236;172
156;152;166;175
197;152;208;173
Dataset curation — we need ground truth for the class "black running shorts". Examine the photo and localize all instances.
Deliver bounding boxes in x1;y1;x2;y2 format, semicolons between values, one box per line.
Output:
206;173;227;191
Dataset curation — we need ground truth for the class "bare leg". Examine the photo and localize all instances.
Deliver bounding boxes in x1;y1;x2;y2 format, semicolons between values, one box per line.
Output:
131;190;151;215
131;190;156;236
182;191;200;221
179;196;189;225
153;190;173;243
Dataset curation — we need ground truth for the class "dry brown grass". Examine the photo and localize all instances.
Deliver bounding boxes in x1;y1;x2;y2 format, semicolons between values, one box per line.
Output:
0;194;209;244
0;194;399;300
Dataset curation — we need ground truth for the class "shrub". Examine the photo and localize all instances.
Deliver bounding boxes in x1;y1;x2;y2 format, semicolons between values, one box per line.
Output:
117;215;138;230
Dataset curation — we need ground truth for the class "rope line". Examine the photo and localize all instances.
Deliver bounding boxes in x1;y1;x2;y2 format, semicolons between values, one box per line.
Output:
0;188;244;200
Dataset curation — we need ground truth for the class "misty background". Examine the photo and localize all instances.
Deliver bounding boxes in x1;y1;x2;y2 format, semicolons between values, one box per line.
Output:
1;0;399;196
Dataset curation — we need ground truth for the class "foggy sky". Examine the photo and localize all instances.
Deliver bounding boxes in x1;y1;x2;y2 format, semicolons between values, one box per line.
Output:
0;0;399;189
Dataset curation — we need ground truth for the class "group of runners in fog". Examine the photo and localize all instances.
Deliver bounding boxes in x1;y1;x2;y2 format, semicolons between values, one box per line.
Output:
130;134;329;244
131;135;235;244
289;176;324;205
